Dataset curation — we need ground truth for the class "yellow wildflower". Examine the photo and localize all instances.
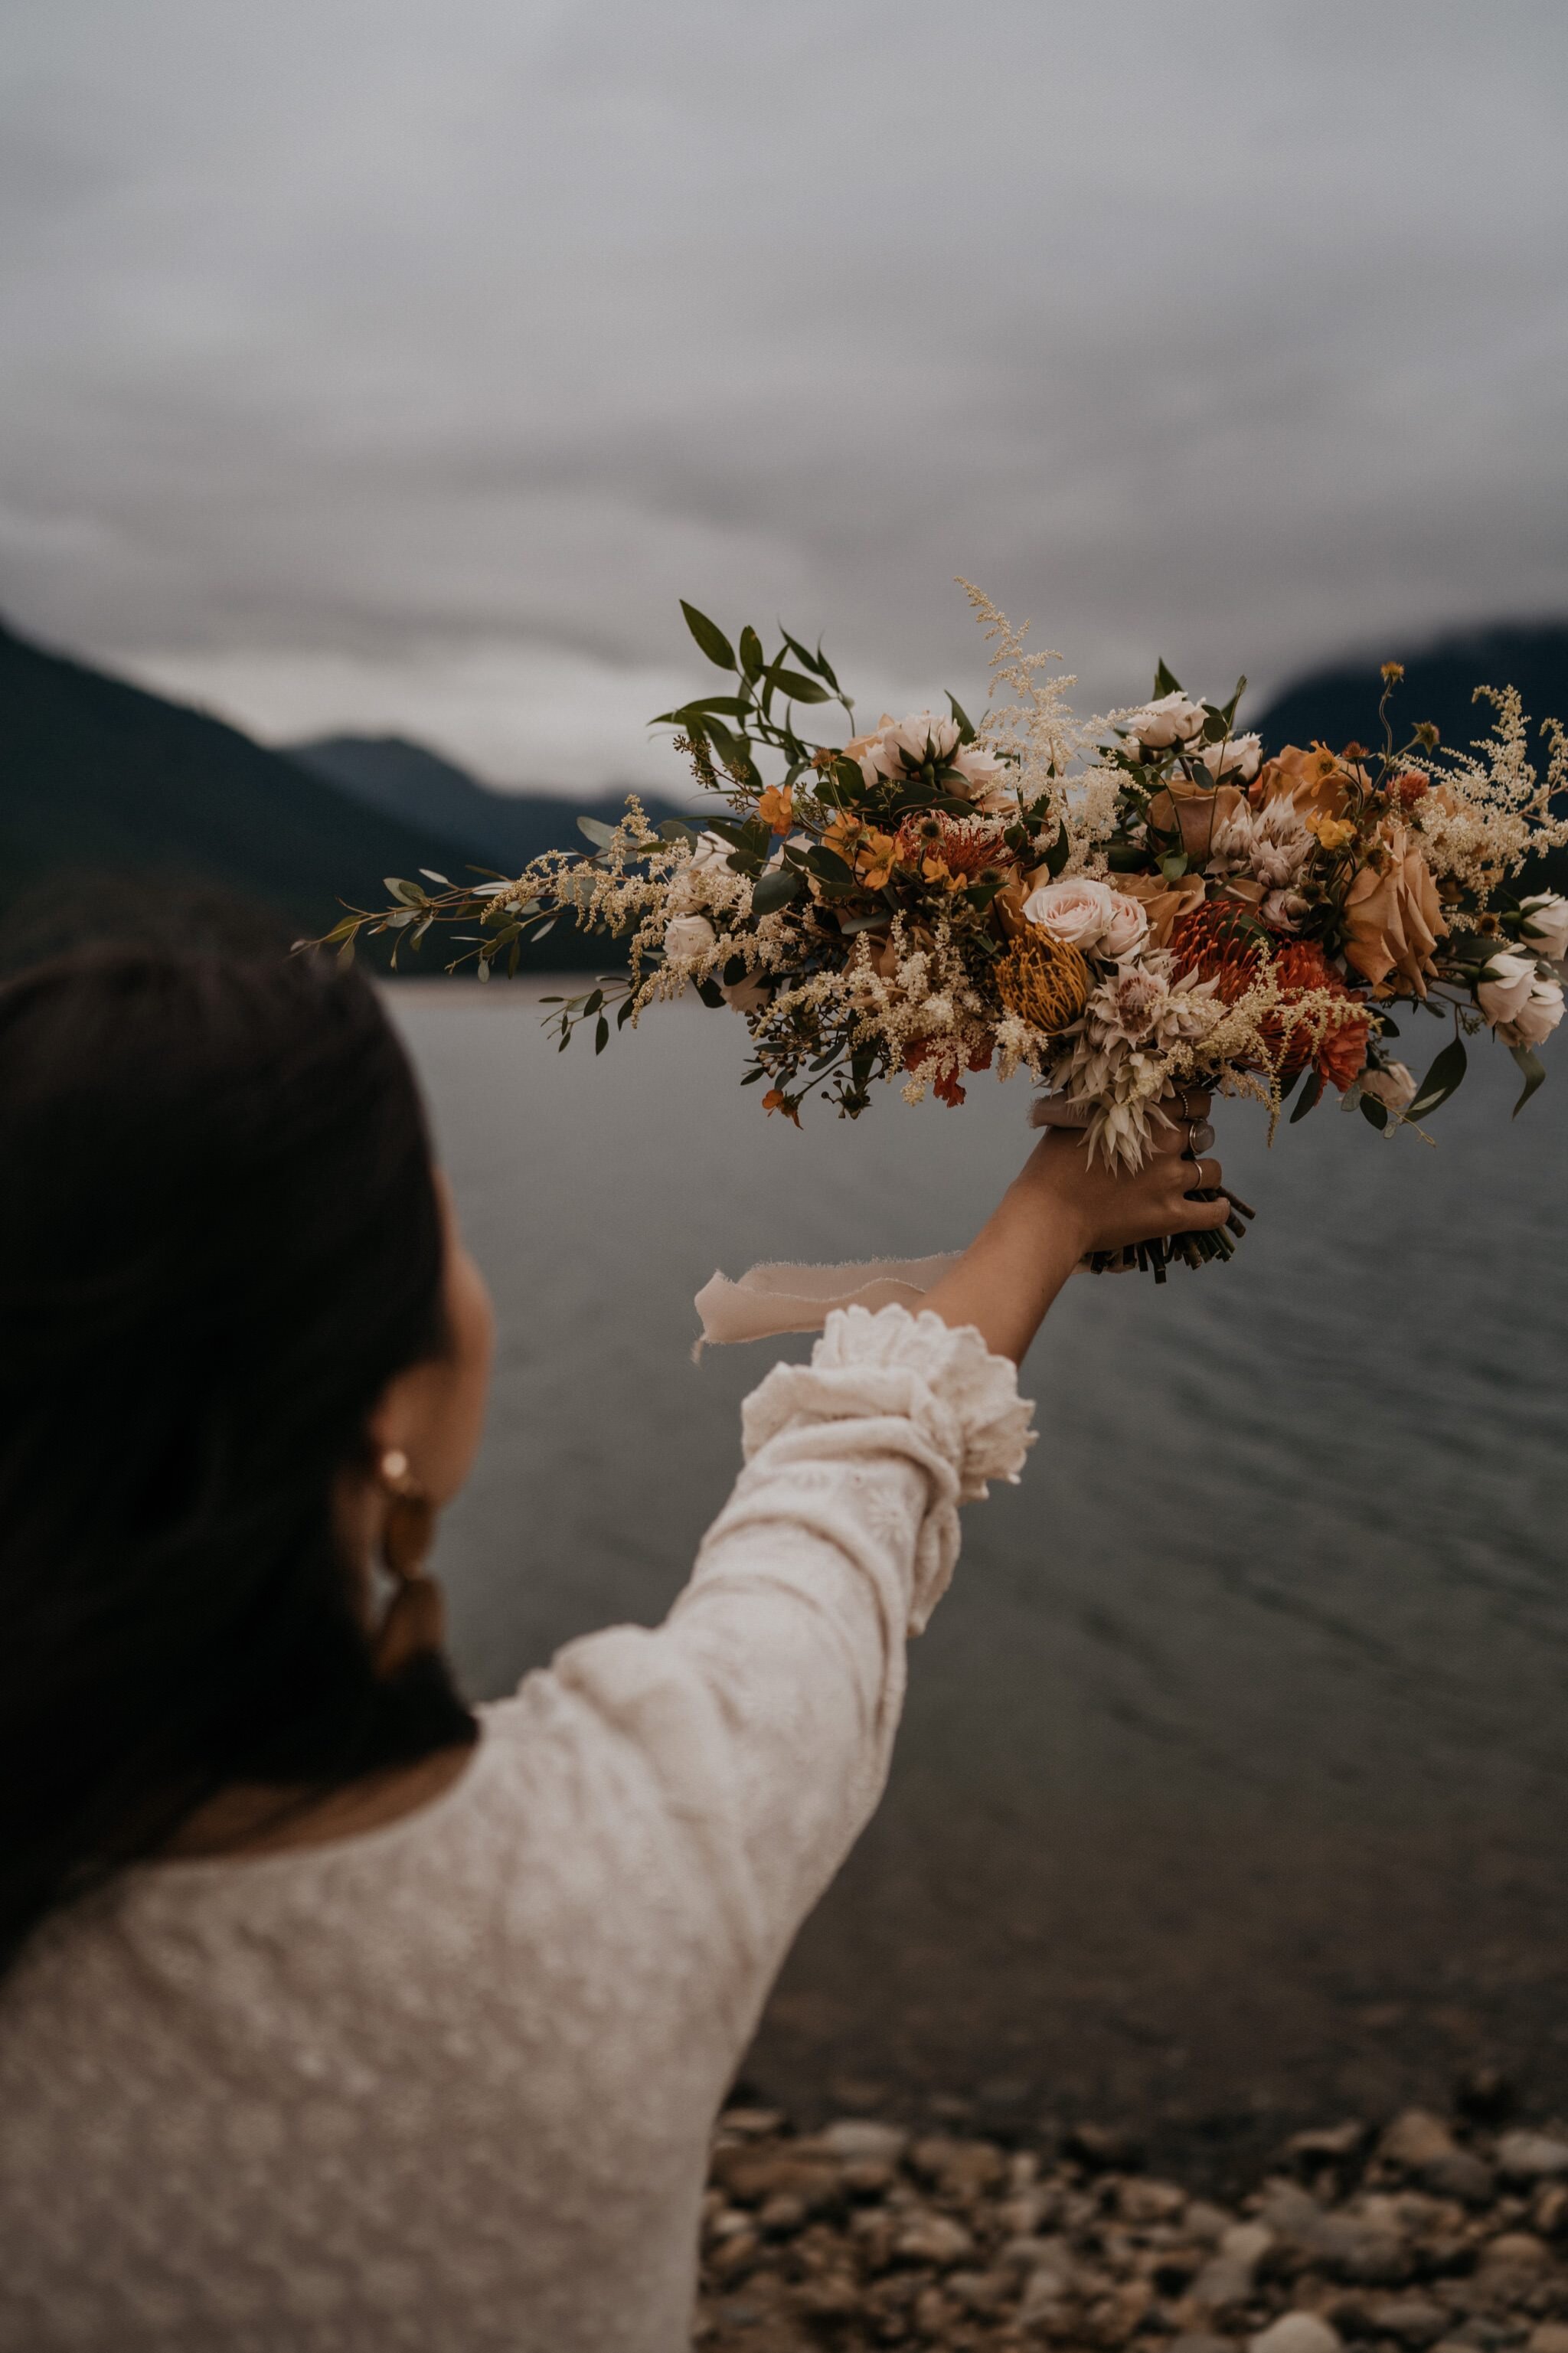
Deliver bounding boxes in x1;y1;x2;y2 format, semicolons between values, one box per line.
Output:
1305;810;1356;852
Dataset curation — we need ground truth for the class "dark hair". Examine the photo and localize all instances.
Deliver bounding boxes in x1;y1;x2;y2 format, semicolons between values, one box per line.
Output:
0;922;475;1967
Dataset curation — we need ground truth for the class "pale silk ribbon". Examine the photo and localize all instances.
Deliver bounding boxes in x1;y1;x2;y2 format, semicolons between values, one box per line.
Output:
692;1252;964;1357
691;1100;1108;1354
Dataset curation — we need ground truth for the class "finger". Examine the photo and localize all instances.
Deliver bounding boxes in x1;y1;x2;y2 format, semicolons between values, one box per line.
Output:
1171;1088;1212;1119
1171;1190;1232;1234
1150;1119;1193;1156
1185;1155;1222;1192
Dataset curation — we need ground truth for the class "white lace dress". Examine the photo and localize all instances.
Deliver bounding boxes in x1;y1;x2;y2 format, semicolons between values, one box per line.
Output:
0;1306;1033;2353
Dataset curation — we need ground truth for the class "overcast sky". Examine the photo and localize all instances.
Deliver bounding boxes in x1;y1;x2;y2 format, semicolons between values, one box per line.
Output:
4;0;1566;789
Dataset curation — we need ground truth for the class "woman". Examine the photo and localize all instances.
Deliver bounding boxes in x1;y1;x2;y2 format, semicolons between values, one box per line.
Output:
0;936;1230;2351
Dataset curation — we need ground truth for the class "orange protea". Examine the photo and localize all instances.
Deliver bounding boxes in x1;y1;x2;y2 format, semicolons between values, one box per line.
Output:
1264;940;1370;1092
1172;907;1369;1091
994;932;1091;1032
894;812;1010;888
1168;900;1268;1000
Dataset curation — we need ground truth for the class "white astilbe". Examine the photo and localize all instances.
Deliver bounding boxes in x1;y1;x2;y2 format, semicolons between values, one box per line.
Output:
1420;688;1568;904
959;580;1122;875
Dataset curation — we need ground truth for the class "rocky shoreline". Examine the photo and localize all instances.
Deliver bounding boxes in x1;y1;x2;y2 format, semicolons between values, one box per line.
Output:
694;2093;1568;2351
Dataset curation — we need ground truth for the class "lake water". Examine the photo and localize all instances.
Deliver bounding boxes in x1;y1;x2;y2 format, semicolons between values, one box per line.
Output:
392;982;1568;2168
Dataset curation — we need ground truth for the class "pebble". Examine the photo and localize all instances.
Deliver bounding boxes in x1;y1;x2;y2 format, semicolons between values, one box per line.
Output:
891;2210;975;2266
1499;2133;1568;2185
1252;2316;1343;2353
1367;2295;1452;2344
1289;2122;1369;2165
1481;2230;1551;2271
1383;2110;1464;2172
817;2117;908;2166
693;2105;1568;2351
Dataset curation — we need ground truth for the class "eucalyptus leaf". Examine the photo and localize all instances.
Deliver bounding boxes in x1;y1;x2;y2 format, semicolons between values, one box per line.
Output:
1407;1034;1468;1117
1154;659;1184;698
772;668;831;704
1510;1041;1547;1117
704;815;752;853
577;815;619;851
652;694;753;721
1358;1095;1389;1131
752;864;805;915
680;600;737;671
702;714;745;769
594;1015;610;1054
805;845;856;890
419;869;453;886
384;877;426;907
1289;1070;1326;1123
738;625;764;683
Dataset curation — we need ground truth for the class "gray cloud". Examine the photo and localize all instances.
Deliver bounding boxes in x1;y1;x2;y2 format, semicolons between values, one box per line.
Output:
2;0;1566;783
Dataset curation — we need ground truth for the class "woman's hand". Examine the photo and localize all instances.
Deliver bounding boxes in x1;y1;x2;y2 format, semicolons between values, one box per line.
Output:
921;1096;1230;1364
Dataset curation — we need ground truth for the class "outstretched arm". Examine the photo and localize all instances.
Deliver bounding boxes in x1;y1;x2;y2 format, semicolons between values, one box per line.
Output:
544;1105;1227;2045
923;1097;1225;1361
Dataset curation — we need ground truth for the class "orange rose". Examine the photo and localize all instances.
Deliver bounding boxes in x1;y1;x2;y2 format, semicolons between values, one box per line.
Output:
993;861;1062;940
1117;869;1208;947
1341;825;1447;995
1252;742;1366;825
1145;779;1245;864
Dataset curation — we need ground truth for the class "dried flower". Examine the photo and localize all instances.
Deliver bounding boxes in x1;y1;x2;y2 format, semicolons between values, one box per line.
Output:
995;933;1091;1032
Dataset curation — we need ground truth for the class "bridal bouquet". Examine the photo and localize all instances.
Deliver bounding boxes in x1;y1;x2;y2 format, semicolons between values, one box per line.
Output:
325;587;1568;1274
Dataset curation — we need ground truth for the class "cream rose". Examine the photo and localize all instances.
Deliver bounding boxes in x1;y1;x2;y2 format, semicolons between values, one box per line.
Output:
1021;877;1120;953
881;709;962;770
1099;892;1151;961
1125;691;1207;748
950;742;1014;813
1518;892;1568;962
1498;975;1566;1049
1194;731;1263;783
1360;1062;1418;1114
1477;949;1537;1028
662;913;717;966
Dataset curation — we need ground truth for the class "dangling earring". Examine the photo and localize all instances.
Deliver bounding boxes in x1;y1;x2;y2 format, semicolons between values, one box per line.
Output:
373;1447;446;1677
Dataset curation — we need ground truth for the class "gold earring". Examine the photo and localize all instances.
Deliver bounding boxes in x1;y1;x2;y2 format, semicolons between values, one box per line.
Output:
373;1447;446;1677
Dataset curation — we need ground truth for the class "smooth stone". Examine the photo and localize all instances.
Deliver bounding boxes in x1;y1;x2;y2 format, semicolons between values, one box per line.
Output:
1498;2132;1568;2185
818;2117;909;2166
1252;2315;1343;2353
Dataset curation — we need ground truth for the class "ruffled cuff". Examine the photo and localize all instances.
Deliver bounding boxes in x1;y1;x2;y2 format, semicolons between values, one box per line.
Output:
741;1303;1035;1503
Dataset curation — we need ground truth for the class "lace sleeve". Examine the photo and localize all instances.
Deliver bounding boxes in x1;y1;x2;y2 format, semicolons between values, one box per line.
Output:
547;1306;1034;2007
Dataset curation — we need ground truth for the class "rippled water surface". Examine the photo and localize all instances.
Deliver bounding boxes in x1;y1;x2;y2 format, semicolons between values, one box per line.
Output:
393;983;1568;2155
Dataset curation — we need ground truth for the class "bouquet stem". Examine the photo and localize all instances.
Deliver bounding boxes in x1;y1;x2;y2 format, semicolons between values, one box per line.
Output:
1087;1187;1256;1283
